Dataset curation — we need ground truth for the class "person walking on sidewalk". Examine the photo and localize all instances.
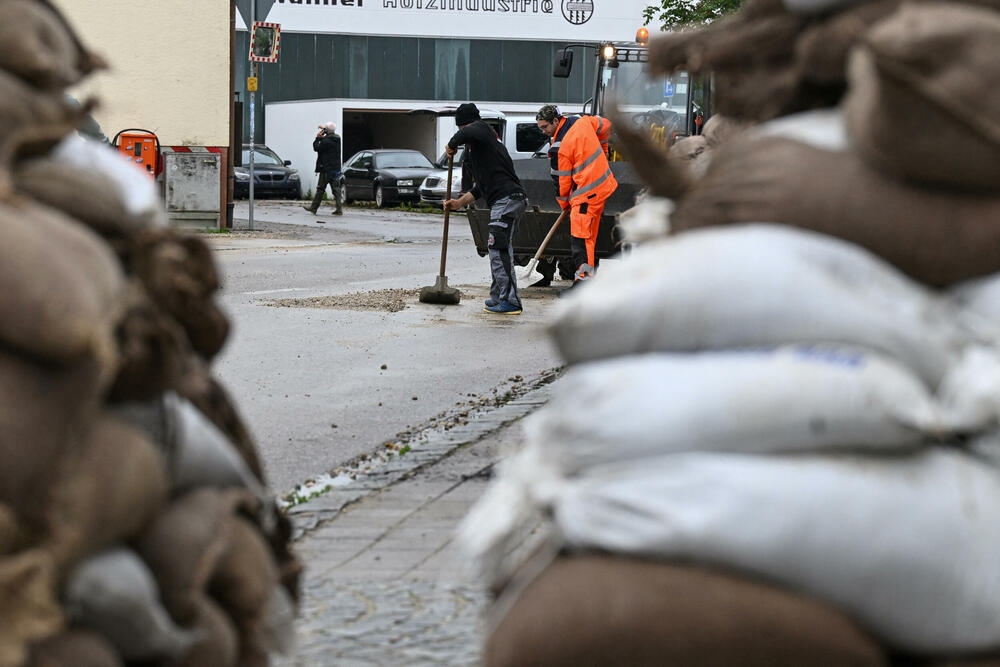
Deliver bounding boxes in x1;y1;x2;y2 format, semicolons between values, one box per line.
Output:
443;103;528;315
536;104;617;287
304;121;343;218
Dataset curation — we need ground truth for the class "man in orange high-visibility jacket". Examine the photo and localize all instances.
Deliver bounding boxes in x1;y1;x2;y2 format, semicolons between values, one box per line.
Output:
536;104;618;285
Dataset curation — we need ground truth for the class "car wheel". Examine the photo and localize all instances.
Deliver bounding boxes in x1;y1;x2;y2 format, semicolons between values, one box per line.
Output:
340;181;350;204
374;183;385;208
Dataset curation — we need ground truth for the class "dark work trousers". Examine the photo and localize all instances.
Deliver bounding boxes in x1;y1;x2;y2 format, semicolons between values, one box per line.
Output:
308;169;343;212
487;194;527;309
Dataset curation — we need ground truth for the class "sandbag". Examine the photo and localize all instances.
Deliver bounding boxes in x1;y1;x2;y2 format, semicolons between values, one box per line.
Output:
134;488;258;624
0;197;125;368
666;135;711;180
0;0;90;89
523;347;948;476
547;448;1000;654
108;283;191;402
42;413;169;573
0;68;76;154
0;550;63;667
0;503;21;556
549;224;997;385
949;273;1000;324
669;137;1000;287
131;228;229;359
486;556;887;667
14;159;139;241
844;3;1000;191
209;516;279;621
65;549;196;662
173;596;239;667
0;351;103;522
28;630;123;667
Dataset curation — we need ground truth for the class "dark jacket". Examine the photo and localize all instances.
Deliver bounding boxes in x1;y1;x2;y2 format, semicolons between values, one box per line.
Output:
447;120;523;207
313;132;342;174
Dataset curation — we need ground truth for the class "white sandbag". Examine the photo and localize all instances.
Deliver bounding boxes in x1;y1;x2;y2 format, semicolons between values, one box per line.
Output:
618;196;673;244
551;448;1000;654
949;272;1000;324
65;548;197;661
467;447;1000;654
52;134;163;222
526;346;945;475
751;108;849;151
550;224;999;386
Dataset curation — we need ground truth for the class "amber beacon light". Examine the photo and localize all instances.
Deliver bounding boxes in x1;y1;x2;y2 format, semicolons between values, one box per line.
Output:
635;27;649;45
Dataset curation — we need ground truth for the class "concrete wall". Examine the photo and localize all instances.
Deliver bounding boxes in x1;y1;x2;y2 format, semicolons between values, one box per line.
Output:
52;0;231;147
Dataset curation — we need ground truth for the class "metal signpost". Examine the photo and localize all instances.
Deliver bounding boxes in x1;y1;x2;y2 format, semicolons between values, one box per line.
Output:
247;7;280;232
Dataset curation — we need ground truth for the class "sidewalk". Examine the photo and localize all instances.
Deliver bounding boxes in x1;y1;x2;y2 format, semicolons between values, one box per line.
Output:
276;380;556;666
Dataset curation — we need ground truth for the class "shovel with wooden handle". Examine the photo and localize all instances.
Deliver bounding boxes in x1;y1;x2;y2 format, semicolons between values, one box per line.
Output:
517;208;568;285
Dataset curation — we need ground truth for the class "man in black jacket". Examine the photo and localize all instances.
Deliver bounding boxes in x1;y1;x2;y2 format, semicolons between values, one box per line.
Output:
443;103;528;315
304;121;343;217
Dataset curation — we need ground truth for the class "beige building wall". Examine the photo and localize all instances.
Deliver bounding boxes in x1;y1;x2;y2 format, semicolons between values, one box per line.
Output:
52;1;231;146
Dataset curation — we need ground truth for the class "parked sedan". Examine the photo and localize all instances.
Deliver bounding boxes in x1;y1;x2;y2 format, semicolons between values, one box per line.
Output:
234;144;301;198
420;147;466;207
340;149;437;207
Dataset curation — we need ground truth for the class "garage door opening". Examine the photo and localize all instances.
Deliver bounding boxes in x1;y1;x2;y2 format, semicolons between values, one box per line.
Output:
342;110;437;165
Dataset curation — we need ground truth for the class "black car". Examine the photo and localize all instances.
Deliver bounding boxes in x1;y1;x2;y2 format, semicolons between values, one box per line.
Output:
234;144;301;199
340;149;437;207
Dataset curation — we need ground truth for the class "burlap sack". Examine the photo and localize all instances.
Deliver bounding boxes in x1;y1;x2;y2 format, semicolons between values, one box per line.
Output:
0;351;102;523
667;135;712;180
27;630;123;667
486;555;886;667
131;229;229;360
134;488;258;624
670;136;1000;287
0;68;77;155
844;3;1000;191
209;516;279;621
41;413;169;574
0;503;21;556
65;549;195;662
174;596;239;667
14;159;138;241
0;550;63;667
108;283;191;402
0;0;92;90
0;198;125;368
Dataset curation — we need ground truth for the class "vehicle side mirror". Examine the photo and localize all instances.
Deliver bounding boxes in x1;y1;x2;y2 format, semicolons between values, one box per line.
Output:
284;160;291;166
553;49;573;78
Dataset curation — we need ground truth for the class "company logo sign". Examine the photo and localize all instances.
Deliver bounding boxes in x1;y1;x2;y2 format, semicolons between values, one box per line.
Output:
561;0;593;24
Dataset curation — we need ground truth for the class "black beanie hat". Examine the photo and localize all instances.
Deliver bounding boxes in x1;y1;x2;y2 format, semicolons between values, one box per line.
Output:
455;103;480;126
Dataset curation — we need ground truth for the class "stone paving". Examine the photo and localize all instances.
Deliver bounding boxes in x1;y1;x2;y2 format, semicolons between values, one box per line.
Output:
275;382;556;666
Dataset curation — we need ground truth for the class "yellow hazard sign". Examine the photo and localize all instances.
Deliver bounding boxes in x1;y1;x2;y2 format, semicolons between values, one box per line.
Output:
247;76;258;92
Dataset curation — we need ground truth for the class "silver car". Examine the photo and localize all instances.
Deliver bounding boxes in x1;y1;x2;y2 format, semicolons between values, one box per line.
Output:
419;147;466;207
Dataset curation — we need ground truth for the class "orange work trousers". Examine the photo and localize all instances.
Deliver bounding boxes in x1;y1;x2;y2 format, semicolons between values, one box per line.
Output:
570;197;606;269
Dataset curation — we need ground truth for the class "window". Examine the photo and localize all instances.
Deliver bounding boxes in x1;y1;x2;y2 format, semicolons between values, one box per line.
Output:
241;146;284;166
357;153;373;169
376;151;433;169
516;123;549;153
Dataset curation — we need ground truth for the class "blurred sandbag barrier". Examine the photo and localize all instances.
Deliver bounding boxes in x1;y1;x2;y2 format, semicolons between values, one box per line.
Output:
465;0;1000;664
0;3;299;666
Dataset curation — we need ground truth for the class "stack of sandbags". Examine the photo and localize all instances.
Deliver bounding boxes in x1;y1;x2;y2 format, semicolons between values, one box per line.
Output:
0;3;298;666
460;1;1000;664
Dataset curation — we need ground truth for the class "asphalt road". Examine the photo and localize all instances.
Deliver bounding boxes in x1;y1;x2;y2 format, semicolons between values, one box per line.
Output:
209;201;565;497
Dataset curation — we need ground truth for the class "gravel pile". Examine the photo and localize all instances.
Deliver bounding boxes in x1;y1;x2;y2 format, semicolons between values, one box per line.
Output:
267;288;418;313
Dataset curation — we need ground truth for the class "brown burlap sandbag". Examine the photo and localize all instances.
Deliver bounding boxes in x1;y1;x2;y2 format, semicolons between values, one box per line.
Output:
14;159;139;242
27;630;123;667
0;0;95;90
173;596;239;667
131;229;229;360
134;488;258;625
0;550;63;667
667;135;712;181
844;3;1000;191
0;68;77;159
0;350;103;524
209;516;279;622
41;413;169;575
0;502;23;556
485;555;886;667
108;283;192;403
0;197;125;369
670;136;1000;287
